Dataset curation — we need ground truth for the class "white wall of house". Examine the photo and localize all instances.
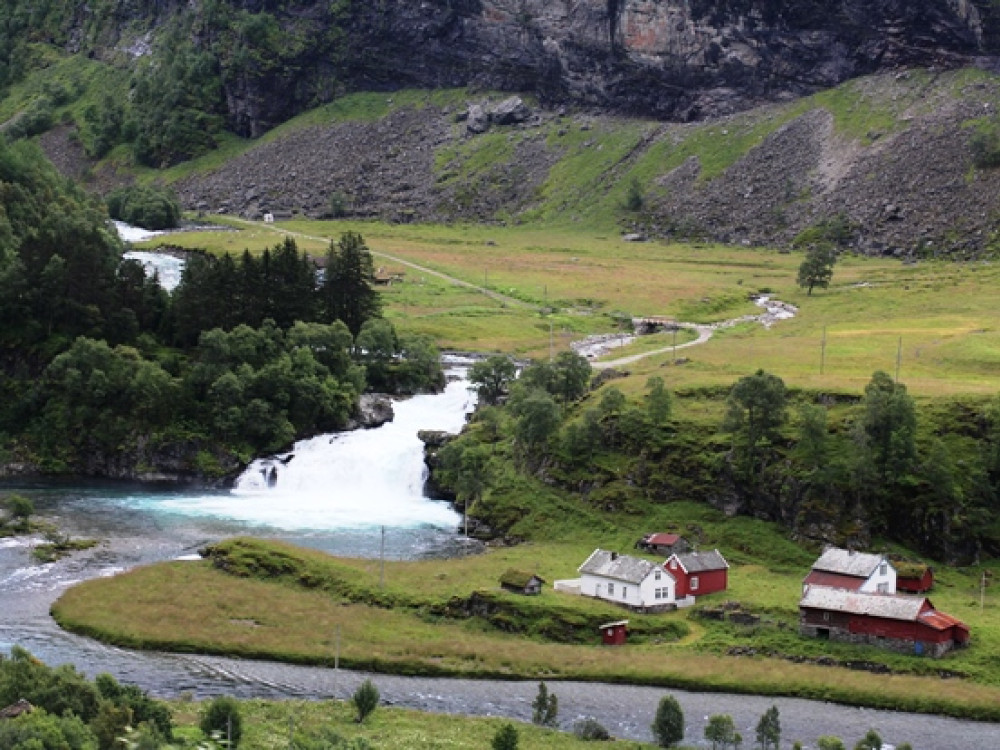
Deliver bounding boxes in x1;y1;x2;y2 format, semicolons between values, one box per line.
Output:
580;569;675;607
859;561;897;594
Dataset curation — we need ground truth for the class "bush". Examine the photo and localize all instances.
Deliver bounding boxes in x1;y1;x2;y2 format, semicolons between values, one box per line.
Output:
971;123;1000;169
200;696;242;748
651;695;684;747
491;723;519;750
351;679;380;723
106;184;182;230
573;717;611;741
624;176;645;211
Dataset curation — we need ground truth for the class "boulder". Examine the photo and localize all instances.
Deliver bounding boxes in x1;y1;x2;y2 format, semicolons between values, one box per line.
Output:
489;96;530;126
466;104;489;134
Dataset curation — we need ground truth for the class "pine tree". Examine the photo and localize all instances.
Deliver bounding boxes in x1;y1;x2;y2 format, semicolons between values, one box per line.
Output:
321;231;381;337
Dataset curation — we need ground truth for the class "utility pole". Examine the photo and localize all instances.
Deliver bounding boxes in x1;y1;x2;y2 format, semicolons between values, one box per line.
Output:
335;624;341;670
820;325;827;376
379;525;386;588
895;336;902;383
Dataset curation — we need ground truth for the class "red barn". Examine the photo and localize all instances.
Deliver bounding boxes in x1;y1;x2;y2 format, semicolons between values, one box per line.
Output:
665;549;729;600
799;586;969;657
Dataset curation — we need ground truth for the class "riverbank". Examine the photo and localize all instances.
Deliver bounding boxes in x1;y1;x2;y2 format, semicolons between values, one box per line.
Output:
51;537;1000;724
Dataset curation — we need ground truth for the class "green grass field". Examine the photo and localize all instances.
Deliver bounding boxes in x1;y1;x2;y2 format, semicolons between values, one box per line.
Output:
167;696;653;750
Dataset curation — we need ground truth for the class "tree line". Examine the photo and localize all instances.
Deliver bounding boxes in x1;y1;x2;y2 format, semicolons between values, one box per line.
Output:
443;351;1000;562
0;138;440;475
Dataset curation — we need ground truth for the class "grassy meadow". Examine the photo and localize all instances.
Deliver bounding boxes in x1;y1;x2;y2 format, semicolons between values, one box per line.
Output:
166;696;653;750
140;218;1000;396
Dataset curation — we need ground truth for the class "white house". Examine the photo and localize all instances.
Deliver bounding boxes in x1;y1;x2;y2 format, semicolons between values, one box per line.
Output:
577;549;676;611
803;547;897;594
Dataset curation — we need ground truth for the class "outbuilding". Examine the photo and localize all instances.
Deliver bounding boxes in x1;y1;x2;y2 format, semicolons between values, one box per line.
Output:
599;620;629;646
499;569;545;596
636;532;689;556
799;585;969;657
665;549;729;601
894;561;934;593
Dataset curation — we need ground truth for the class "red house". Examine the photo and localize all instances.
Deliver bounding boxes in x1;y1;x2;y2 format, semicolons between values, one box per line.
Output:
600;620;629;646
799;586;969;657
665;549;729;600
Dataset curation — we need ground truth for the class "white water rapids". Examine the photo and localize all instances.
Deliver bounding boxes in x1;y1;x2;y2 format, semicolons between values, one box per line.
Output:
225;378;473;530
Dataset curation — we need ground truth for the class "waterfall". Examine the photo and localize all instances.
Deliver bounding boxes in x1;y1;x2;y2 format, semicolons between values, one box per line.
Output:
225;374;475;531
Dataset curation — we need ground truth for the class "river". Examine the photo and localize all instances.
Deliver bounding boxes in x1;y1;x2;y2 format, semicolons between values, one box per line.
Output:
1;375;998;748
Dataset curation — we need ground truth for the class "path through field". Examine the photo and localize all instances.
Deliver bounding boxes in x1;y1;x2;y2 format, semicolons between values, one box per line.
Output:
227;219;797;367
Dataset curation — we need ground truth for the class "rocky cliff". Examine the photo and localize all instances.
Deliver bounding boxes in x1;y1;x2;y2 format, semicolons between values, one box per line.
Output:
60;1;1000;136
342;0;997;122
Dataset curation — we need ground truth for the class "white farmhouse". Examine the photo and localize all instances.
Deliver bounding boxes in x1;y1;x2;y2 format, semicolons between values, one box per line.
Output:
577;549;676;611
803;546;897;594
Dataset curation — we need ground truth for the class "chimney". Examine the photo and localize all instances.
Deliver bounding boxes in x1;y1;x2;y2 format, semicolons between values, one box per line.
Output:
610;551;618;560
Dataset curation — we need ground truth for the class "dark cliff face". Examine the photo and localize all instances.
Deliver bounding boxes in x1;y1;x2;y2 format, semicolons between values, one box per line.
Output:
333;0;993;122
74;0;999;136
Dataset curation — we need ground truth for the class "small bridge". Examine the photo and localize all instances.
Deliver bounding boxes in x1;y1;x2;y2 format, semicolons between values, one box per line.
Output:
631;316;679;334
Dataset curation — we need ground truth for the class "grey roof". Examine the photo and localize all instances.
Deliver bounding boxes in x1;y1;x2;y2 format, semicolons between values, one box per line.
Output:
812;547;887;578
672;549;729;573
579;549;657;584
800;586;925;621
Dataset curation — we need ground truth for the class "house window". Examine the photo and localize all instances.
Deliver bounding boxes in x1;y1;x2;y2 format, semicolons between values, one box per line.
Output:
622;587;627;599
879;562;888;576
877;582;888;594
690;576;700;591
608;583;614;596
670;560;677;570
823;611;830;622
655;589;661;600
655;570;661;581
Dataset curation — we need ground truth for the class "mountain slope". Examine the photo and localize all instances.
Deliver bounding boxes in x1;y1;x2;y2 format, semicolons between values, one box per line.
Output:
165;70;1000;257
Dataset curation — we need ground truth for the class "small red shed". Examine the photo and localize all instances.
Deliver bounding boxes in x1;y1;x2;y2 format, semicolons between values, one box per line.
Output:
599;620;629;646
665;549;729;599
895;562;934;593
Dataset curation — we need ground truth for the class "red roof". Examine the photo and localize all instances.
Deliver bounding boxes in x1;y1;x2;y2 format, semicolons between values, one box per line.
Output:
803;571;865;590
918;609;969;634
645;533;681;546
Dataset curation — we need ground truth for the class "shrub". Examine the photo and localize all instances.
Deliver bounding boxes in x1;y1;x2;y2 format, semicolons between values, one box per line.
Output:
200;696;242;748
624;176;645;211
5;493;33;531
573;717;611;741
971;123;1000;169
491;723;519;750
329;191;348;218
651;695;684;747
351;678;380;723
106;184;182;230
